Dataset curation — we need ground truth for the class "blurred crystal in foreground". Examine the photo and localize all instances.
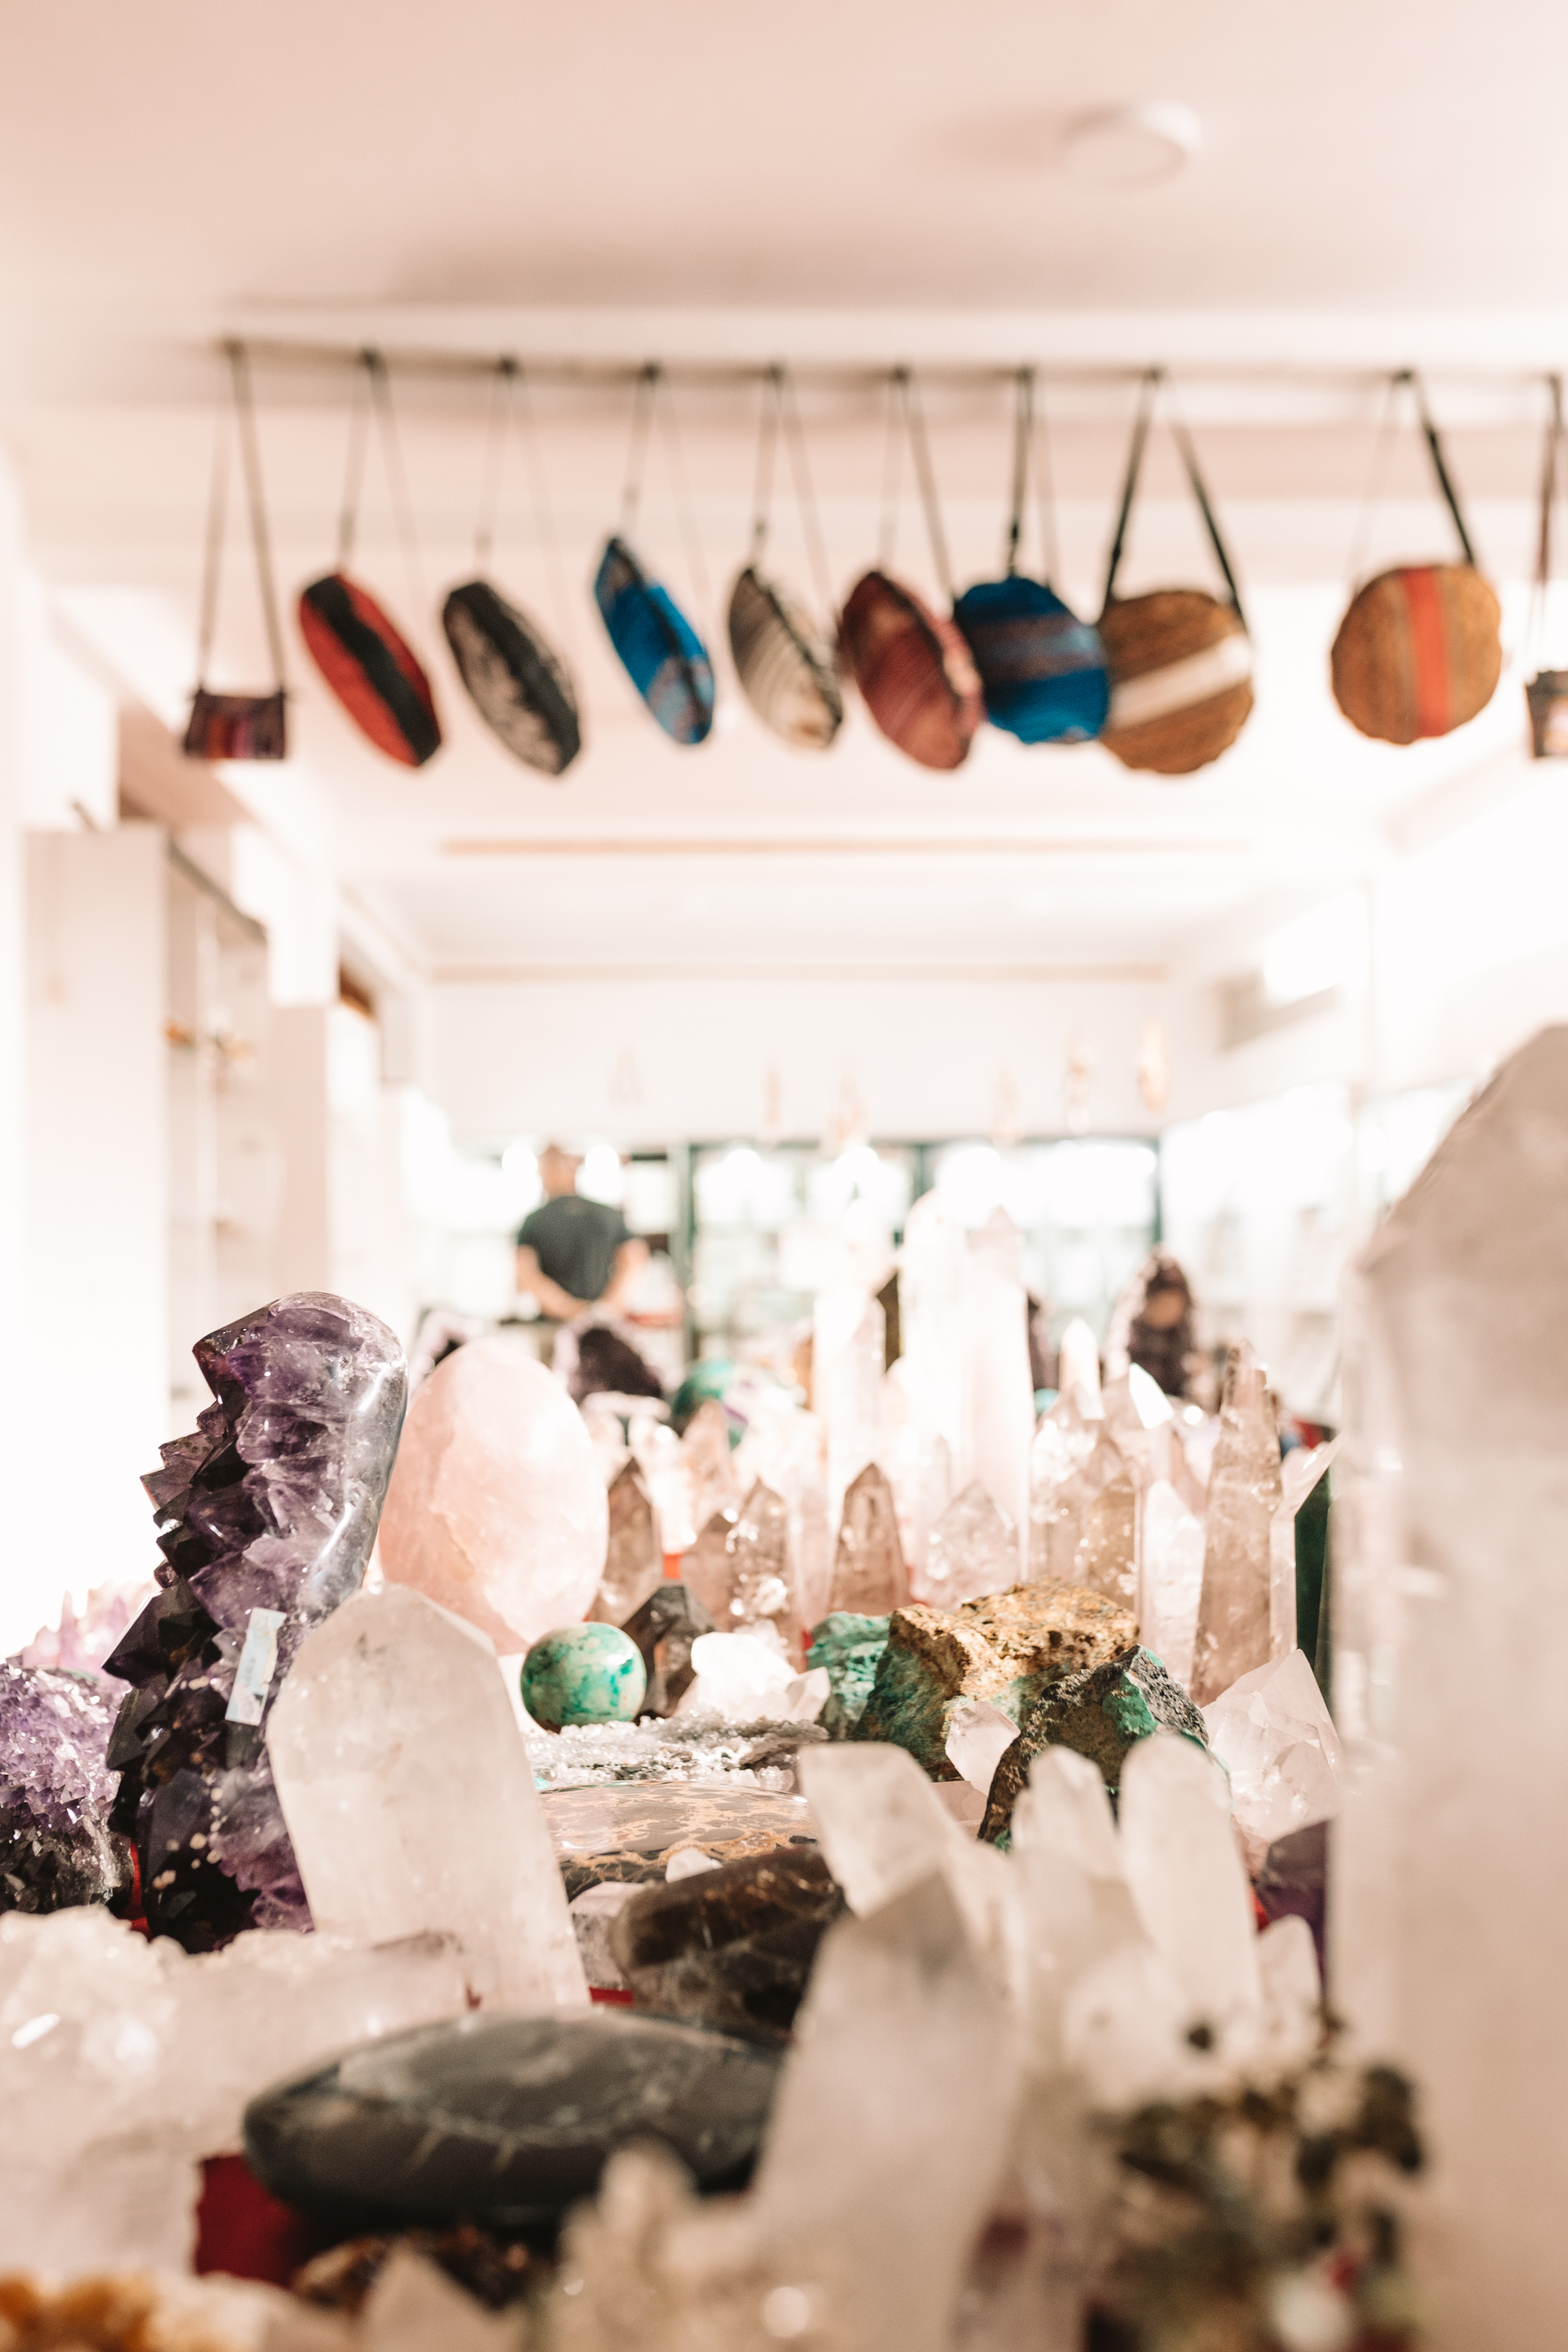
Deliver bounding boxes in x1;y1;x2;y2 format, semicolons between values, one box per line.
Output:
0;1905;466;2273
268;1584;587;2010
105;1291;407;1949
753;1875;1015;2352
1335;1027;1568;2351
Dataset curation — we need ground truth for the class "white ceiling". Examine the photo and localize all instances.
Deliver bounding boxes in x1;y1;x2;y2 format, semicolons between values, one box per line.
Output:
2;0;1563;987
3;0;1567;314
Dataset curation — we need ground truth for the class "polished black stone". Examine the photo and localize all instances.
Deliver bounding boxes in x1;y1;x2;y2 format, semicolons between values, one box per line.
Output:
611;1845;844;2041
243;2009;781;2229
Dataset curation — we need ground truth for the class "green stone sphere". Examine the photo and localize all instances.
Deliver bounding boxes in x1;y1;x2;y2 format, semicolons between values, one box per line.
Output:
521;1624;647;1731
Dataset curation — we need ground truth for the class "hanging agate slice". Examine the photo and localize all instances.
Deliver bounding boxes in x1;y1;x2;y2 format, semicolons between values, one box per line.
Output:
837;567;982;771
442;578;582;776
593;535;715;746
298;572;442;768
727;565;843;750
952;575;1109;746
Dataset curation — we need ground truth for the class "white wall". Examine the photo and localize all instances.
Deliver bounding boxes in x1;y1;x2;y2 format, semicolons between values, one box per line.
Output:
0;459;27;1618
16;574;117;832
425;974;1166;1146
328;1003;427;1348
1156;726;1568;1413
1162;735;1568;1125
19;826;167;1642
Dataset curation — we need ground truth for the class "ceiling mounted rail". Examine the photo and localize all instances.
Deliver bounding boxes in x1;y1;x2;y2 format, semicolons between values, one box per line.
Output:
221;336;1568;401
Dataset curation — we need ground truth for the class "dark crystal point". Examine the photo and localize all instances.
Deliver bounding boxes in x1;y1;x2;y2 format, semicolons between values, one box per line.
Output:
243;2010;781;2230
610;1844;845;2041
0;1661;135;1915
622;1581;713;1715
107;1292;407;1950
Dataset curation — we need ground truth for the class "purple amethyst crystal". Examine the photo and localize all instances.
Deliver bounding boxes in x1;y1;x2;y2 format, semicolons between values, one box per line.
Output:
106;1292;407;1951
0;1661;132;1913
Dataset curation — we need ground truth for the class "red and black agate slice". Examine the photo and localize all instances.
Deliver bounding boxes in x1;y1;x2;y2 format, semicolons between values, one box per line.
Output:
298;572;442;768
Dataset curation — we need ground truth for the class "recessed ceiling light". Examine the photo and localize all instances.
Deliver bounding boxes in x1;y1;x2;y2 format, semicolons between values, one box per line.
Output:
1062;102;1202;188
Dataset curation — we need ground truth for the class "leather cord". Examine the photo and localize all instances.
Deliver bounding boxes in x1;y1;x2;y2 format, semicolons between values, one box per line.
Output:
1102;366;1246;626
778;365;837;621
1346;371;1483;589
1003;366;1062;589
194;339;287;692
618;364;658;539
902;368;955;604
749;365;782;563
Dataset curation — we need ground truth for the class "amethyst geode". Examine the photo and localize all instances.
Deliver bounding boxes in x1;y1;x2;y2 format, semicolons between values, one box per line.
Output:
0;1661;131;1914
106;1292;407;1950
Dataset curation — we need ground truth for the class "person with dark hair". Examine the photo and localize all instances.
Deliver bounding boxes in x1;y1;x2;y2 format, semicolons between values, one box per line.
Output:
564;1323;666;1406
1106;1250;1200;1402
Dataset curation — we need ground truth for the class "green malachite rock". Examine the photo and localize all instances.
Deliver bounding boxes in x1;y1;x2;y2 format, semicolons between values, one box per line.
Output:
521;1624;648;1731
850;1583;1136;1778
805;1612;891;1737
978;1644;1210;1848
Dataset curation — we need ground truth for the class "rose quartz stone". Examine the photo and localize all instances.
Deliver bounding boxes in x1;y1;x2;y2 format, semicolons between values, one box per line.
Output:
378;1337;607;1650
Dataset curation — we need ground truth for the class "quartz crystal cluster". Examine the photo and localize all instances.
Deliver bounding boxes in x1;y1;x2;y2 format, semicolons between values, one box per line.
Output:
1202;1646;1343;1870
5;1189;1452;2352
682;1479;794;1641
0;1904;468;2272
105;1293;407;1949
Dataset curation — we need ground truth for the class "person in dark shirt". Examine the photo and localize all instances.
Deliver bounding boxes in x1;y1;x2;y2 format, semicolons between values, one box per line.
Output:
514;1144;647;1321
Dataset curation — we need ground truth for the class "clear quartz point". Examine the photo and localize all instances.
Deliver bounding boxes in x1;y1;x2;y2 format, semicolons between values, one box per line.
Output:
1189;1345;1283;1705
268;1584;587;2013
682;1399;744;1536
590;1460;662;1625
829;1461;909;1615
1028;1388;1102;1581
922;1480;1018;1609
